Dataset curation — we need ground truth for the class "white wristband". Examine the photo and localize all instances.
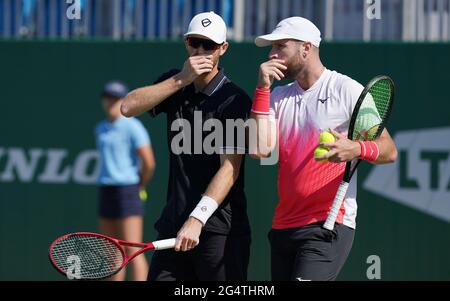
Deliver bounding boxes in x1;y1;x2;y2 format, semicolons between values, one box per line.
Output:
189;196;219;226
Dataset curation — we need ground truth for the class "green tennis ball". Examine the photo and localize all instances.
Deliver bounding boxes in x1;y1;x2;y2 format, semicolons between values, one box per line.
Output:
319;131;335;143
139;189;148;202
314;147;329;163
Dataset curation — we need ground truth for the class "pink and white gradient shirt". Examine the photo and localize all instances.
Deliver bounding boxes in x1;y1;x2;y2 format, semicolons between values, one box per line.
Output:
270;68;364;230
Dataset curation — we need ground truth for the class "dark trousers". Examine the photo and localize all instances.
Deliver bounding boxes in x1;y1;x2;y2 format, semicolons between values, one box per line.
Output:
148;231;251;281
269;222;355;281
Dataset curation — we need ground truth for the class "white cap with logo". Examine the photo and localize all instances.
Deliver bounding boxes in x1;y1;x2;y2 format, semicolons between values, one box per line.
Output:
184;11;227;44
255;17;322;48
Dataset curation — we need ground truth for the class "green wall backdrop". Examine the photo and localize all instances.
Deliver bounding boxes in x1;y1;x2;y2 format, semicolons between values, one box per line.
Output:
1;41;449;280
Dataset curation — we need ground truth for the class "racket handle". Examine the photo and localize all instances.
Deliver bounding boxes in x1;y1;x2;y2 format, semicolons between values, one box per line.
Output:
153;238;176;250
323;181;350;231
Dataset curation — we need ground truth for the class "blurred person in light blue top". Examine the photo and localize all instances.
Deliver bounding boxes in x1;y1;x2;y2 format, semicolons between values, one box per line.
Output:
96;111;150;185
95;80;156;281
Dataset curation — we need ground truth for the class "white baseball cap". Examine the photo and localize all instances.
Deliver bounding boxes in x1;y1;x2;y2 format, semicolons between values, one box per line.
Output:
184;11;227;44
255;17;322;48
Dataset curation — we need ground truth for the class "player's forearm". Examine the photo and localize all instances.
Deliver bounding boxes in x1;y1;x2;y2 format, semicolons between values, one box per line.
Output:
121;75;186;117
367;129;398;164
249;84;277;158
372;137;398;164
249;113;277;158
188;156;242;226
203;159;240;205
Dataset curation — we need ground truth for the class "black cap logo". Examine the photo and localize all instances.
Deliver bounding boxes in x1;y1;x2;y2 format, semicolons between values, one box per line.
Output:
202;18;212;27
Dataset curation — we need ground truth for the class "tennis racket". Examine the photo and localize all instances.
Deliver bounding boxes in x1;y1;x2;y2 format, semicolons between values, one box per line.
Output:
323;75;395;231
49;232;176;280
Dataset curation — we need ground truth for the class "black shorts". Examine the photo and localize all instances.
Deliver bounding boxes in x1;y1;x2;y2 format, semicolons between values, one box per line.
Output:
98;184;144;219
147;231;251;281
269;222;355;281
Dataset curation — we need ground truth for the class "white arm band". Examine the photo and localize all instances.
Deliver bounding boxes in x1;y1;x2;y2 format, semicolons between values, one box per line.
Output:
189;196;219;226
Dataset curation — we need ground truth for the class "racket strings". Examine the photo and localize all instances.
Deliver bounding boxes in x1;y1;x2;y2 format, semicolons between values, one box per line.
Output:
354;79;393;141
50;234;124;279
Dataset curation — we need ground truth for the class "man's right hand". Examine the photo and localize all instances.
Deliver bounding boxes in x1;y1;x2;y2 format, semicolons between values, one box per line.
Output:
177;55;214;86
258;59;287;88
